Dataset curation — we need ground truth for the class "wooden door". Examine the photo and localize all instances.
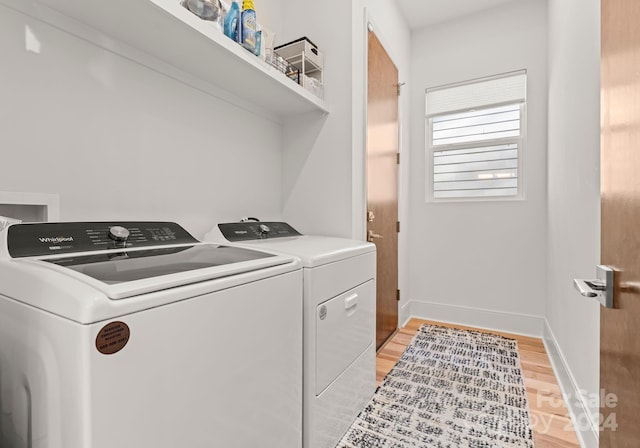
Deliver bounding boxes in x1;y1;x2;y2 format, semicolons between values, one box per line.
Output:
367;31;399;350
600;0;640;445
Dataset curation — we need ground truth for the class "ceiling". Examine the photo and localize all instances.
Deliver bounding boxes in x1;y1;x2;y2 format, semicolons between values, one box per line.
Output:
395;0;519;30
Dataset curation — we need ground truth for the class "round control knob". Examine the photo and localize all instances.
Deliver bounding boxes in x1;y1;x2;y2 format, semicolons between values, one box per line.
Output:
259;224;271;235
108;226;130;242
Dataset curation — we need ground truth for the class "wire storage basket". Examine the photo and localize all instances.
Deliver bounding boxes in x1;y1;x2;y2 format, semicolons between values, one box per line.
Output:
270;54;300;85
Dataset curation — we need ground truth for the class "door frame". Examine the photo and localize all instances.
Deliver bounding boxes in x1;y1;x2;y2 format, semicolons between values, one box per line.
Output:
355;9;407;329
356;10;404;240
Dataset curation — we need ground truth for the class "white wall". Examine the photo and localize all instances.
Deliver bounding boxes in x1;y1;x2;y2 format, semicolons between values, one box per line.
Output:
279;0;353;237
407;0;548;335
281;0;410;243
1;0;409;251
0;2;284;238
547;0;601;445
253;0;285;42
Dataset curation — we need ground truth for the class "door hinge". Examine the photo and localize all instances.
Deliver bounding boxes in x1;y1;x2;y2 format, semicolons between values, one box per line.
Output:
396;153;400;164
396;289;400;301
396;221;400;233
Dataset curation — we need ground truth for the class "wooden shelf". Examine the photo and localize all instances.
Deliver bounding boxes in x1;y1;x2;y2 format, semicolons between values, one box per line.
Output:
36;0;328;119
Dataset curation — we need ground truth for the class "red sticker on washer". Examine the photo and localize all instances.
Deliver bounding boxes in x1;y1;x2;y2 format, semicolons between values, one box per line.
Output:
96;321;130;355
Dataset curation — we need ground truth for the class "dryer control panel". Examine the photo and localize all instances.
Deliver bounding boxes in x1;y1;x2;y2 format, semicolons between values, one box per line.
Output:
7;222;198;258
218;222;301;242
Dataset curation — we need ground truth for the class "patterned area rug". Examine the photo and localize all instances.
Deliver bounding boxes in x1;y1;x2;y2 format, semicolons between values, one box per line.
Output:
337;324;535;447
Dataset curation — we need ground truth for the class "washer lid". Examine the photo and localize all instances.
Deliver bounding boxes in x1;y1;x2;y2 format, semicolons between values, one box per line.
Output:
44;244;271;284
40;243;285;299
225;235;376;268
2;247;299;323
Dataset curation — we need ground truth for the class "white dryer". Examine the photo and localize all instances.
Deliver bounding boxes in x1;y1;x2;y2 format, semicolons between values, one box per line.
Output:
206;221;376;448
0;221;303;448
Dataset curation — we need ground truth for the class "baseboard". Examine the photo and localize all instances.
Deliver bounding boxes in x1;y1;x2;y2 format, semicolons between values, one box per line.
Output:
405;300;544;337
399;301;411;328
542;321;598;448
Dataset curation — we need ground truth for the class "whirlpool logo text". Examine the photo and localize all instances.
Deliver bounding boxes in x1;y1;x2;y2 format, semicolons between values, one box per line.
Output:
39;236;74;244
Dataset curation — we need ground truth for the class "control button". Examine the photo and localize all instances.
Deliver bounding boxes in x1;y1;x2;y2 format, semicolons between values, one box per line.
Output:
108;226;130;242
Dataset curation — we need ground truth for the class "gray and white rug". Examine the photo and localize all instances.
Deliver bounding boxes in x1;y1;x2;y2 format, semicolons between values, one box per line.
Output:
337;324;535;447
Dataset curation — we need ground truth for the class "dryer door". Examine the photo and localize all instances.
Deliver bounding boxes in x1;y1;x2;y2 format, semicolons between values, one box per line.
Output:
316;280;375;395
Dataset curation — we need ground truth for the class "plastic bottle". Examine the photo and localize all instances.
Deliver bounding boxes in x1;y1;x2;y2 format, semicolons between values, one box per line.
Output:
224;1;241;42
240;0;257;53
254;26;262;57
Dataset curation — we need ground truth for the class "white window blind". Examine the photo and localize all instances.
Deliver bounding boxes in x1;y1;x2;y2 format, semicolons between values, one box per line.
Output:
426;72;526;117
426;71;526;201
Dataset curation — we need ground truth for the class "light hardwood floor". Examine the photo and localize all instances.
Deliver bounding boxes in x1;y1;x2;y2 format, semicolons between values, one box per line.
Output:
376;318;581;448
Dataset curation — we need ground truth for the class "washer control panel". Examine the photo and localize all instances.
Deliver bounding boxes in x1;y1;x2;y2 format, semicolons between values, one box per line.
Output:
7;222;198;258
218;222;301;242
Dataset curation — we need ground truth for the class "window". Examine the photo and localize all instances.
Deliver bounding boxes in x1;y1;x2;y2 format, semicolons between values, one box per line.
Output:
426;71;527;201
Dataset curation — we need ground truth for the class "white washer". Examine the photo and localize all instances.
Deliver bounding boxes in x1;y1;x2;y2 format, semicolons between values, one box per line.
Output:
0;221;303;448
206;221;376;448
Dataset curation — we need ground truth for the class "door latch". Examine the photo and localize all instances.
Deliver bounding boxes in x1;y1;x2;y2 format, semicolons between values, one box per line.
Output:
367;211;375;222
573;265;614;308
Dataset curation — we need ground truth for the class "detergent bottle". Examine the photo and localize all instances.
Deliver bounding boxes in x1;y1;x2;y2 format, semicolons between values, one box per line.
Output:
240;0;257;53
224;1;241;42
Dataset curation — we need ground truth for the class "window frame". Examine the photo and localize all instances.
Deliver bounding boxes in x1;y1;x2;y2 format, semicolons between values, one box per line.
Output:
425;81;527;203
